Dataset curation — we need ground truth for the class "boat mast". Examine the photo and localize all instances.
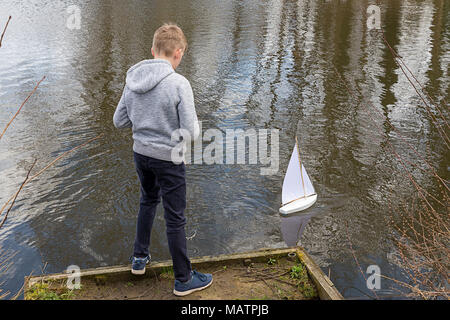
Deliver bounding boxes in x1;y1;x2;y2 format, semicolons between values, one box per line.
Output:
295;136;306;198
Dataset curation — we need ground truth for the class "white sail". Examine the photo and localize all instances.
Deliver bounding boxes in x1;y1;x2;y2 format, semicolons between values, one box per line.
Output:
281;143;316;205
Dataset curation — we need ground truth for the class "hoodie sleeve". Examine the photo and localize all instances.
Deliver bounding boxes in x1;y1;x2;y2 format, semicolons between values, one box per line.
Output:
113;87;132;129
178;79;200;140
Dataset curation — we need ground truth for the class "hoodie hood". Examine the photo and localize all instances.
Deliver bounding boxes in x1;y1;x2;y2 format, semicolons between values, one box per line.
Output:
126;59;174;94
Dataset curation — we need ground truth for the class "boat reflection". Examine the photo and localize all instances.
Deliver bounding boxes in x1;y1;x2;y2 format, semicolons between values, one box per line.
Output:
280;209;319;247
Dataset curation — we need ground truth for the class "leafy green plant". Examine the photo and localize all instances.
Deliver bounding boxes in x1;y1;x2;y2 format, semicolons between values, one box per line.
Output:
289;264;318;299
25;282;74;300
290;264;304;279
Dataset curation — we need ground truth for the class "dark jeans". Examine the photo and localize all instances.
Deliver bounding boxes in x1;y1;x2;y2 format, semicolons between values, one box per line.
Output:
133;152;192;282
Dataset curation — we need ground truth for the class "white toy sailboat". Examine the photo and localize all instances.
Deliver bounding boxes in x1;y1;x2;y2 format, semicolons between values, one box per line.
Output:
279;137;317;215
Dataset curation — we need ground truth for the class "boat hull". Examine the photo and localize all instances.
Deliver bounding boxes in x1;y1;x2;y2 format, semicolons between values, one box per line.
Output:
279;194;317;215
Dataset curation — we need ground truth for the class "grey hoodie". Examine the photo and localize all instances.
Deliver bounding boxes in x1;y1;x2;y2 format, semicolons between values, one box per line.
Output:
113;59;199;162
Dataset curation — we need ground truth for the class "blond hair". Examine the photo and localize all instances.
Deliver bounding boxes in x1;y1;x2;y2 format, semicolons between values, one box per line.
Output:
152;23;188;57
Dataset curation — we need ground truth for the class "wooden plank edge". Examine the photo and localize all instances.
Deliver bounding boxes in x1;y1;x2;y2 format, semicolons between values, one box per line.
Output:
296;249;344;300
26;246;344;300
26;247;298;288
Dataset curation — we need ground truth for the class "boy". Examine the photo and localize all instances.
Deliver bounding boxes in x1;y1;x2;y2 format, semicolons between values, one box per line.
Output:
113;23;212;296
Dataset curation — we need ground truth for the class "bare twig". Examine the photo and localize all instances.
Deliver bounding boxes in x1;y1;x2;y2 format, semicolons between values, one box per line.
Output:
333;64;448;298
11;270;33;300
0;133;104;219
0;159;37;229
0;16;11;48
0;250;17;299
0;76;46;141
240;269;290;280
123;284;156;300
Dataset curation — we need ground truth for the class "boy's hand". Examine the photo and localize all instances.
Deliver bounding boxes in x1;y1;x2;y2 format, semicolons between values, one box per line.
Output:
113;87;132;129
178;80;199;140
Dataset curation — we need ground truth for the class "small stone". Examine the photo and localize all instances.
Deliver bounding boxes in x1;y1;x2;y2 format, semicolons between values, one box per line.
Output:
243;259;252;266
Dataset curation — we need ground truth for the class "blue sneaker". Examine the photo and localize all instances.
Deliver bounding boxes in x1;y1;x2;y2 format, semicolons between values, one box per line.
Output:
131;255;150;275
173;270;213;296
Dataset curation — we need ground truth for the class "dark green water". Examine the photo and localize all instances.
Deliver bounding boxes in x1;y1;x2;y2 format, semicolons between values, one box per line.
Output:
0;0;448;299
